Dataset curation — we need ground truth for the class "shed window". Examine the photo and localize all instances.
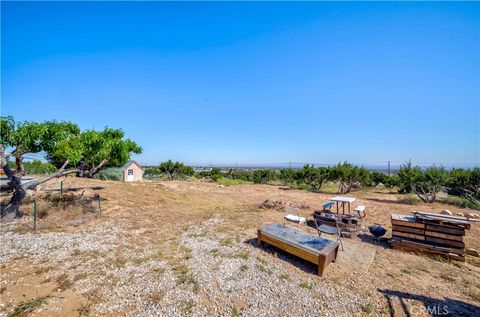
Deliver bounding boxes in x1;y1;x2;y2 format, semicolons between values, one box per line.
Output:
127;169;134;175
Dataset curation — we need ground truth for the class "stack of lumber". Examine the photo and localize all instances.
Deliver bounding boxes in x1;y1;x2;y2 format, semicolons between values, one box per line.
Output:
390;212;474;261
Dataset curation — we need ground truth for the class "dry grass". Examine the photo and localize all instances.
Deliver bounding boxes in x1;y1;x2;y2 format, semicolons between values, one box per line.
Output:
2;177;480;316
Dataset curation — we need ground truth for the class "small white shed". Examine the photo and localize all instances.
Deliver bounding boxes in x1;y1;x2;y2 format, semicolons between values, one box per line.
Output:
120;161;144;182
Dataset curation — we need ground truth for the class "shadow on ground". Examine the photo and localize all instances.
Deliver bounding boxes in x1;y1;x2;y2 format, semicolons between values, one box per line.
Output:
379;289;480;317
44;186;105;192
244;237;319;275
357;233;390;249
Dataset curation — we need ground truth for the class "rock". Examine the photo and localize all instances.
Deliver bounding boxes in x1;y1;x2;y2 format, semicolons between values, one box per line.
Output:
465;213;476;219
218;185;224;188
440;209;452;216
466;248;480;257
456;213;464;217
473;213;480;219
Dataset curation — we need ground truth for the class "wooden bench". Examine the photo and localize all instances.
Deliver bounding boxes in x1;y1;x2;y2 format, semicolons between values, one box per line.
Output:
257;224;339;276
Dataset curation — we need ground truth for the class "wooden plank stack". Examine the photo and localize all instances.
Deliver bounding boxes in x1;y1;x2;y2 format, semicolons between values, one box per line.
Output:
390;212;473;261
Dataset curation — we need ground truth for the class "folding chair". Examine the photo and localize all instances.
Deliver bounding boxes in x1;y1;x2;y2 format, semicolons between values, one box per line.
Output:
283;206;306;229
313;217;344;251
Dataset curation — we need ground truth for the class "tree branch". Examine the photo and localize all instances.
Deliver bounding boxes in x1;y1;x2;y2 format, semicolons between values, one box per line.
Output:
23;168;79;190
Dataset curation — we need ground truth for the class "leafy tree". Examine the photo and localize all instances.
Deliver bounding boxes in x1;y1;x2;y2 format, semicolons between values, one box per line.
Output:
159;160;176;180
144;167;161;177
0;116;80;175
329;162;371;194
253;169;276;184
371;172;388;187
175;162;194;180
299;165;330;191
396;161;416;193
48;128;142;178
397;162;448;203
279;168;298;184
158;160;194;180
1;117;141;220
210;167;222;181
446;168;480;206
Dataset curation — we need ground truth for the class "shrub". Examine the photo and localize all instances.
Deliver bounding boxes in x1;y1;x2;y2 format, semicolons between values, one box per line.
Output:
93;167;122;181
441;196;480;210
210;167;222;181
398;195;420;205
253;169;276;184
10;159;58;174
216;177;247;186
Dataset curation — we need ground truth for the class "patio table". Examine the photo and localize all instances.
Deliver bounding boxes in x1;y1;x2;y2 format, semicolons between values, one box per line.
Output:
331;196;356;214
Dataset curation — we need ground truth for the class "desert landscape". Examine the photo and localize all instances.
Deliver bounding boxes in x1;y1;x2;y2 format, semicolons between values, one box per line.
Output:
1;177;479;317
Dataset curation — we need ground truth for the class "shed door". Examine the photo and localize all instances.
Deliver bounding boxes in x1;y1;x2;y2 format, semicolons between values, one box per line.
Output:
127;169;134;181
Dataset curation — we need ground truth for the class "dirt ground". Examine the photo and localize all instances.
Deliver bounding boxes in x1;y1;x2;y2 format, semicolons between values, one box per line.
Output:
1;177;479;316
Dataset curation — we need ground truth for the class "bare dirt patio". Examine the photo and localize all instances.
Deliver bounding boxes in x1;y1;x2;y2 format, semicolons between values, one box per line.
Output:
1;178;479;316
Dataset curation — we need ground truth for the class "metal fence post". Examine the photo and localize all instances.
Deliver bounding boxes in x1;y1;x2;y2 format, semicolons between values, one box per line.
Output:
33;196;37;231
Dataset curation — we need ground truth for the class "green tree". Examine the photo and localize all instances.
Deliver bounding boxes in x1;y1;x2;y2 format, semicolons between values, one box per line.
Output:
1;117;141;220
279;168;298;184
175;162;194;180
48;128;142;177
397;162;448;203
158;160;194;180
210;167;222;181
329;162;371;194
159;160;176;180
299;165;330;191
253;169;276;184
446;168;480;206
371;172;388;187
0;116;80;175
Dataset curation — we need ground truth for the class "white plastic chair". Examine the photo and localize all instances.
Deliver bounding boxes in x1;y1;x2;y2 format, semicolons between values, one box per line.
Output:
283;206;306;228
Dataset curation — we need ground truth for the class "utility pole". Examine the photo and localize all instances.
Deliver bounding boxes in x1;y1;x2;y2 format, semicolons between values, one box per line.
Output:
289;161;292;169
387;161;391;176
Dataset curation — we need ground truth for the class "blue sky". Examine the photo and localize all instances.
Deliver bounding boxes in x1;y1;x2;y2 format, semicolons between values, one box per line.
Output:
2;1;479;166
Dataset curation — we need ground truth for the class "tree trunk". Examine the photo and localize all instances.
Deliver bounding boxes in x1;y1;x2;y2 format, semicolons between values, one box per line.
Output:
1;158;79;221
14;155;25;176
0;164;25;220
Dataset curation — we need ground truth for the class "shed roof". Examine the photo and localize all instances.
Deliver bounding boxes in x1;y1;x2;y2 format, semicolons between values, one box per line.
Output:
120;160;144;171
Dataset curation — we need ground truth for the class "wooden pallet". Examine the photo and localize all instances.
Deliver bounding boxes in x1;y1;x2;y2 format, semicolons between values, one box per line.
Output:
391;237;465;261
390;214;468;261
412;211;472;230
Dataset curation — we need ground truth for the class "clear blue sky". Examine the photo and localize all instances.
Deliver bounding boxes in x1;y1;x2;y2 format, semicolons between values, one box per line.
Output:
2;1;479;166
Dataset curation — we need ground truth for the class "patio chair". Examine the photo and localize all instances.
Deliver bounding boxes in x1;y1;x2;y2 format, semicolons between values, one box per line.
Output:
283;206;306;228
322;201;335;211
313;217;344;251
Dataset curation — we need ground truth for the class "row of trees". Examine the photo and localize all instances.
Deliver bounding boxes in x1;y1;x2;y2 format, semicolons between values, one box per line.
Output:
147;160;479;207
1;116;141;220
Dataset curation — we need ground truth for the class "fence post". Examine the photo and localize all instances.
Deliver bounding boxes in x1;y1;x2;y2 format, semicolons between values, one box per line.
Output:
97;195;101;214
60;180;63;195
33;196;37;231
